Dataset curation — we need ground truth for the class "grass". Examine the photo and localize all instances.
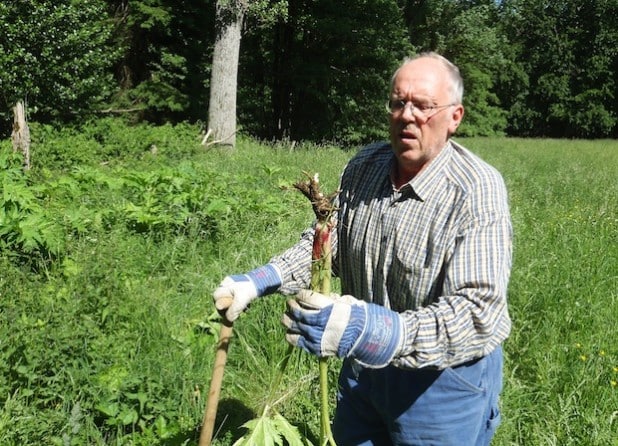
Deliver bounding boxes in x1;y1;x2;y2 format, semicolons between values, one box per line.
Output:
1;128;617;444
462;137;618;445
230;137;618;445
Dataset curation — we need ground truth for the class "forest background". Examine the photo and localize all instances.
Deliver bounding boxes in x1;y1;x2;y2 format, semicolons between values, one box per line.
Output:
1;0;617;143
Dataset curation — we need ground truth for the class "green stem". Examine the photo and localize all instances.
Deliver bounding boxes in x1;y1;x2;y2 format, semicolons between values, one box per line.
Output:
294;173;338;445
319;358;337;446
313;222;337;446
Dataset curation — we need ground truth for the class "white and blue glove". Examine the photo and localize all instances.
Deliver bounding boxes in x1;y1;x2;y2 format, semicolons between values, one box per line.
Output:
213;264;282;321
282;290;404;368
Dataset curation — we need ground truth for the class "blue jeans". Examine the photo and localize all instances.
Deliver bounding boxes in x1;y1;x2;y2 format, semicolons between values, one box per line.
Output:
332;347;503;445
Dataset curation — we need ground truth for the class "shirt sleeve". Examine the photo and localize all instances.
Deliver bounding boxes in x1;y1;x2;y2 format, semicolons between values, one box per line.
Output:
269;219;340;295
394;171;513;370
268;227;314;294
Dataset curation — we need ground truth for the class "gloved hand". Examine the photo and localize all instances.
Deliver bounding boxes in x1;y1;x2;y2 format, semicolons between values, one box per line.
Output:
213;264;282;322
282;290;404;368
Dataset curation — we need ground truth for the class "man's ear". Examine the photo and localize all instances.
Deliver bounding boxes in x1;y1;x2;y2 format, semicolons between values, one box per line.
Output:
448;104;465;134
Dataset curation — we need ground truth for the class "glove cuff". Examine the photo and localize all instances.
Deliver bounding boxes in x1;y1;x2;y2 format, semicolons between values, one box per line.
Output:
350;304;403;368
243;264;282;296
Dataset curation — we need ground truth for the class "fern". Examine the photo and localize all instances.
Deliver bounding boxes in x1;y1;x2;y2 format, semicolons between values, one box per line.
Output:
0;155;65;257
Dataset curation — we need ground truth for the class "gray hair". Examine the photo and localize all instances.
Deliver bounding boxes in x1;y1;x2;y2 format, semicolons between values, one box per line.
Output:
390;52;464;104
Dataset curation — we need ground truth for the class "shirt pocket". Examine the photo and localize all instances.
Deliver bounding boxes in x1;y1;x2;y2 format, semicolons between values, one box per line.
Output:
387;221;454;310
387;242;437;311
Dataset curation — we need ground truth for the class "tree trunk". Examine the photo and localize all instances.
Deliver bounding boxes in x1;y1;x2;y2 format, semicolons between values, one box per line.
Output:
11;101;31;170
207;0;245;148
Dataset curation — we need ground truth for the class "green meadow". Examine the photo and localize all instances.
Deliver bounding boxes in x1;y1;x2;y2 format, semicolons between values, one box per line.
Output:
1;123;616;445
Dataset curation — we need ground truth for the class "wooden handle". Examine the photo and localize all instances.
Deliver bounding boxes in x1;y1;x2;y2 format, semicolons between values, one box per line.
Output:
199;297;234;446
199;317;234;446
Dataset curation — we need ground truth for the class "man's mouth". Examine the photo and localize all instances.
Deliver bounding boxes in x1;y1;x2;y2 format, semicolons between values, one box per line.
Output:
400;129;417;140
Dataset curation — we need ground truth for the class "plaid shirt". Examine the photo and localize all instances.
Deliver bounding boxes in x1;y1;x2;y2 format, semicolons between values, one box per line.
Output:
272;140;512;369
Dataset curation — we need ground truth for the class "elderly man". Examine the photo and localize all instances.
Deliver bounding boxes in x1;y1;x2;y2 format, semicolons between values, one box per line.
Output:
214;52;512;445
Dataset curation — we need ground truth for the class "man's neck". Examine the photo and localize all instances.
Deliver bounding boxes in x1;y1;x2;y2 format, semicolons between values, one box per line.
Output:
391;164;421;190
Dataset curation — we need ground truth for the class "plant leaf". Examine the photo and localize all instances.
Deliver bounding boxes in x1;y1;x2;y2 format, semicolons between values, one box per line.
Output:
233;415;282;446
273;413;312;446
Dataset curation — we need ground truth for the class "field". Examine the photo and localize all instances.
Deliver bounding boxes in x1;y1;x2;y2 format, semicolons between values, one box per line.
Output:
0;122;617;445
461;138;618;445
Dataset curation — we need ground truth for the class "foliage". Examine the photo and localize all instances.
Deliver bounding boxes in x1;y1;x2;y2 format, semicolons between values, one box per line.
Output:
0;232;218;444
0;0;120;132
226;345;314;446
246;0;289;26
499;0;618;137
0;118;291;267
240;0;412;145
444;4;509;136
0;150;65;262
2;0;617;139
233;412;309;446
1;122;618;444
27;116;204;169
0;121;350;444
107;0;216;123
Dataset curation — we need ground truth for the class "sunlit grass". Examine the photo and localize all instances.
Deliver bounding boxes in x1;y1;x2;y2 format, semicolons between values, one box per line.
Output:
460;138;618;445
1;132;616;444
216;137;618;445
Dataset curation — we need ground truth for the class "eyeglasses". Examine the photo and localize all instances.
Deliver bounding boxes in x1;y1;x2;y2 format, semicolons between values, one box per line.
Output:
386;99;456;121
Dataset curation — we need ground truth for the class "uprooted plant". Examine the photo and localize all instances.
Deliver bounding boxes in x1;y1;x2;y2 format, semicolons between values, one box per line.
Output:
293;172;339;446
222;172;338;446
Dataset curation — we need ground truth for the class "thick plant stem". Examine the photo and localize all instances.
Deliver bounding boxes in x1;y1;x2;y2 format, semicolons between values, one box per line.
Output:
319;358;336;446
313;222;337;445
294;173;338;446
311;221;333;294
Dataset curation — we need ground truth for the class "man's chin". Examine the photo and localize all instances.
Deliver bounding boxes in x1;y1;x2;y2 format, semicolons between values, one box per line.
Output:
394;139;419;154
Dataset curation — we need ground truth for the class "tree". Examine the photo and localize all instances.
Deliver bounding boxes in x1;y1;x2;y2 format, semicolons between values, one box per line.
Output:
499;0;617;137
240;0;412;144
107;0;215;124
0;0;120;134
206;0;290;147
444;4;510;136
206;0;246;148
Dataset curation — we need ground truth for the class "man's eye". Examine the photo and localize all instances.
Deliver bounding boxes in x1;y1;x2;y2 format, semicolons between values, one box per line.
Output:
391;100;406;109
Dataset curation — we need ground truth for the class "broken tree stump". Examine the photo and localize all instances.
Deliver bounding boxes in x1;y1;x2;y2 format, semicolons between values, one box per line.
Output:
11;100;31;170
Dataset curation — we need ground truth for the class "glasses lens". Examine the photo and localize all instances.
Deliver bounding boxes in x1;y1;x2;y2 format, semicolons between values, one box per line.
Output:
387;100;405;114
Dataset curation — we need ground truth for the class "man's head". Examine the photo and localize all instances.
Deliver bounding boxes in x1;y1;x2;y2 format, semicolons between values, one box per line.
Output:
388;52;464;181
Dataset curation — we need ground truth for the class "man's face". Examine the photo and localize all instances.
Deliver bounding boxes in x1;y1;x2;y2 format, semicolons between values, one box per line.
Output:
388;57;464;179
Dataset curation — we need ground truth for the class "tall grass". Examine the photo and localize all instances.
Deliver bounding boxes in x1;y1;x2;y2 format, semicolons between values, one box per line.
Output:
222;137;618;445
1;127;616;445
461;137;618;445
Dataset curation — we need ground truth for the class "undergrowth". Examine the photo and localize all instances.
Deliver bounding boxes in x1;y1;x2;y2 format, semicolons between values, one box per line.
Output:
1;122;617;444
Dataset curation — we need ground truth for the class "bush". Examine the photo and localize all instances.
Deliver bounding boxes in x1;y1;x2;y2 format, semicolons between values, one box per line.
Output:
0;0;121;133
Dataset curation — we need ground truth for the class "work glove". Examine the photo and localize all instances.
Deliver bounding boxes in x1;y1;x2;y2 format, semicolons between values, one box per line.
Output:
213;264;282;322
282;290;404;368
